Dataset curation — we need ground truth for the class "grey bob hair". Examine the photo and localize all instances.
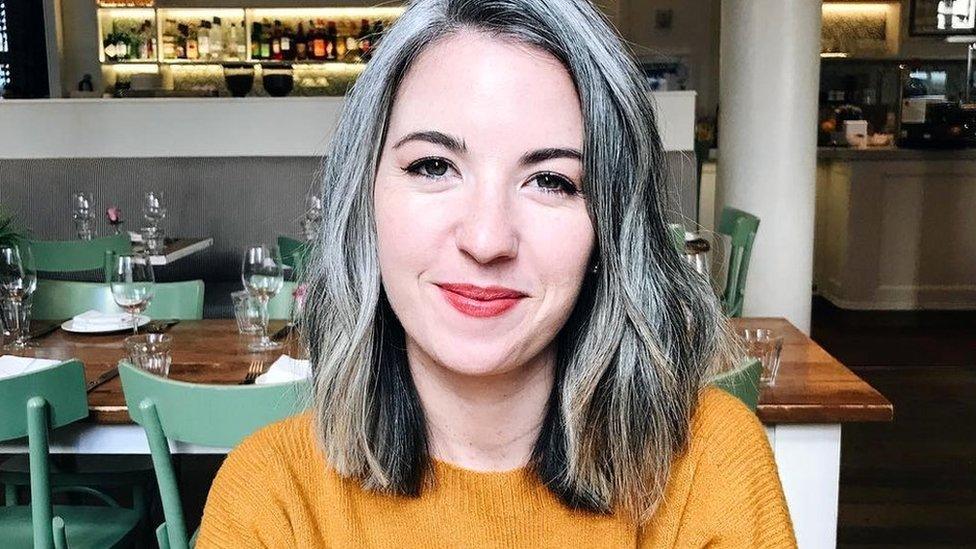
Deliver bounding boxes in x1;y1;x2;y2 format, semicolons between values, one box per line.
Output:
300;0;739;523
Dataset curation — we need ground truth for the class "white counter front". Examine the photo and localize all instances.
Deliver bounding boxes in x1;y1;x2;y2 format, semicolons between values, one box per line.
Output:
0;91;696;159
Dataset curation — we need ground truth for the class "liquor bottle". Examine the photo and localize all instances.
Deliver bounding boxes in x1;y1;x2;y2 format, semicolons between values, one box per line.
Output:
146;20;157;59
281;24;294;60
261;20;272;59
251;22;262;59
357;19;371;56
177;23;188;59
226;22;237;59
198;20;210;60
271;20;282;60
306;20;317;59
344;21;358;59
335;21;347;60
312;20;327;60
137;22;149;59
186;23;199;60
326;21;338;61
210;17;223;60
295;22;307;61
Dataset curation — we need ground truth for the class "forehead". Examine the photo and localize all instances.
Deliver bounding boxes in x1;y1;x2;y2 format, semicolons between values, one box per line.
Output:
387;30;584;150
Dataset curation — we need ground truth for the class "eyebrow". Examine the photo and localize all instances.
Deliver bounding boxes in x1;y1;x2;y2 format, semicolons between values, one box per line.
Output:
392;130;583;167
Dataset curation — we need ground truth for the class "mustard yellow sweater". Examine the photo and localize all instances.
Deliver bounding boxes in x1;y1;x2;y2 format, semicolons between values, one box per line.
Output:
198;387;796;548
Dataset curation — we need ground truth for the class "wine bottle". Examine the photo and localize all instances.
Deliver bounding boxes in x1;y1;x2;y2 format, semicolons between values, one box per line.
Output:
295;22;307;61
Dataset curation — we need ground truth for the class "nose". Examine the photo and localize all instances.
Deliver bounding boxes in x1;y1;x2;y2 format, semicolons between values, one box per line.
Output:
454;183;519;265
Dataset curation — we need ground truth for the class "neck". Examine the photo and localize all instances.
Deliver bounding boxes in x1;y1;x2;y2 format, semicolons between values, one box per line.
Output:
406;341;555;472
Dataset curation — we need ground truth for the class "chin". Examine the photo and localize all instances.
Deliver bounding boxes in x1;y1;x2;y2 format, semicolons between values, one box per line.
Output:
424;336;528;378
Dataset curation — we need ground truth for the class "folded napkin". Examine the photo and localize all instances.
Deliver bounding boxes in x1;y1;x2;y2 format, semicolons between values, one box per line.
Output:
0;355;62;380
255;355;311;385
72;310;133;330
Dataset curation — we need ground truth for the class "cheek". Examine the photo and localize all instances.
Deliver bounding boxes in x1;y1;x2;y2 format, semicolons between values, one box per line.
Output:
374;177;447;280
522;208;595;296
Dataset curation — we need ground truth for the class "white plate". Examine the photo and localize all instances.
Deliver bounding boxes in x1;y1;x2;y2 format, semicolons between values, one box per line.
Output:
61;315;152;334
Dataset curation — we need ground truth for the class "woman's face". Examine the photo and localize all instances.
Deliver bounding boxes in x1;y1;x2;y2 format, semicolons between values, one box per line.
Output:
374;31;595;377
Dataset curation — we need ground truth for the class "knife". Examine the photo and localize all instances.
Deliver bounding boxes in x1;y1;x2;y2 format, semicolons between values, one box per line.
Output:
28;320;65;341
271;323;293;342
86;366;119;393
145;319;180;333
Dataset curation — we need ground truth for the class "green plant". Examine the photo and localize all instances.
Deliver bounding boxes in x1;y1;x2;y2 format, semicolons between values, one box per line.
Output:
0;207;25;247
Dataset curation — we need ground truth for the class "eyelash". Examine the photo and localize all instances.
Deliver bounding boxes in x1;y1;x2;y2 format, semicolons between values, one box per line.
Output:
401;157;582;197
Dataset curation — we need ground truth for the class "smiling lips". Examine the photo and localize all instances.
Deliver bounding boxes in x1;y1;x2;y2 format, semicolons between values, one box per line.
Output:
436;283;527;318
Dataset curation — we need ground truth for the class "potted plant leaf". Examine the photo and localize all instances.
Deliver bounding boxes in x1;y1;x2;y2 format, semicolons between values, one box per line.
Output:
0;207;26;247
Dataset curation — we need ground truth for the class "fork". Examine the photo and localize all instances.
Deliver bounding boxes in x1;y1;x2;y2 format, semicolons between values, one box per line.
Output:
240;359;264;385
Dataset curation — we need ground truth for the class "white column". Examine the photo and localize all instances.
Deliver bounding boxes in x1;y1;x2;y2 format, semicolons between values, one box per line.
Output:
717;0;822;333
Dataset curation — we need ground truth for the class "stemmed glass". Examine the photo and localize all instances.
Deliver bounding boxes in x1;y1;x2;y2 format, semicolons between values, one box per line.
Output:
0;245;35;349
143;191;167;229
301;194;323;242
241;245;284;352
71;191;95;240
110;254;155;334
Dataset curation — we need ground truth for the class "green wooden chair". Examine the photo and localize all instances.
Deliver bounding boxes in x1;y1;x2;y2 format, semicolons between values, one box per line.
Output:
717;207;760;318
667;223;686;253
31;279;205;321
266;281;298;321
711;358;763;412
0;360;141;548
27;235;132;281
119;362;312;549
277;236;310;280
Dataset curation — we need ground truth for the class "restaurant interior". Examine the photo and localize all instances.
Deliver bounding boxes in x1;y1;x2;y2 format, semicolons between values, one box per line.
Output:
0;0;974;547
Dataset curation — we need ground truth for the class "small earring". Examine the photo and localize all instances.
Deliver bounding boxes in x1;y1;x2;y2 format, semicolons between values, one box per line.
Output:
590;262;599;274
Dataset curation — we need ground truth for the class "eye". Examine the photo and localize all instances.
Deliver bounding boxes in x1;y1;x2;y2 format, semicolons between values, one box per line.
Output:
404;157;455;179
529;172;581;196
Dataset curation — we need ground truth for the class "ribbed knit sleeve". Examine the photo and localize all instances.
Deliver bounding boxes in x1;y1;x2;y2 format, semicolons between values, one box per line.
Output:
672;388;797;548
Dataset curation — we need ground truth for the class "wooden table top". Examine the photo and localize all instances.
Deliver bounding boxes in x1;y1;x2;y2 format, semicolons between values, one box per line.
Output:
11;317;892;425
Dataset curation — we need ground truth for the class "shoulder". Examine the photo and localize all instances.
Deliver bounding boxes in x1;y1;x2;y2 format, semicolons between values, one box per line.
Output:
672;387;796;546
688;386;768;450
198;412;326;546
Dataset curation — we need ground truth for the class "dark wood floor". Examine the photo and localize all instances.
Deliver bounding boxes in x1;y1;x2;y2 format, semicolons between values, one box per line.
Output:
810;297;976;548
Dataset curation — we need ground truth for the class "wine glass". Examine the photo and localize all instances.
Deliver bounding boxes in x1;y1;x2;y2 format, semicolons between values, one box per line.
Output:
301;194;323;242
71;191;95;240
143;191;167;229
110;254;155;334
0;245;28;349
241;245;284;351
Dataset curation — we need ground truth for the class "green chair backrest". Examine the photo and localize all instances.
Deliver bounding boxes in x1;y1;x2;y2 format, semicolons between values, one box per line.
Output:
667;223;685;253
266;281;297;321
119;362;311;549
28;235;132;279
716;207;760;318
711;358;762;412
0;360;89;549
31;279;205;320
277;236;310;279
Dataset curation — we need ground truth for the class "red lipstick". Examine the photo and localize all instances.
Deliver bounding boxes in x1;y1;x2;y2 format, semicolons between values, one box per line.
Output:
436;283;526;318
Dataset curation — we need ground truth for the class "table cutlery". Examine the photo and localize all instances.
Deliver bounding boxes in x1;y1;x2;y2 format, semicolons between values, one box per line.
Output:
86;366;119;393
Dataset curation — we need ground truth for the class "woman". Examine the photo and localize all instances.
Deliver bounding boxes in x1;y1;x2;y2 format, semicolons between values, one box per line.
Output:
199;0;795;546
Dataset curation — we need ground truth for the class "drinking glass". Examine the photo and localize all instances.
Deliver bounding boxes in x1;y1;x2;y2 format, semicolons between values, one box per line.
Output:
140;226;165;255
143;191;167;229
740;328;784;386
231;290;262;335
110;254;155;334
125;333;172;377
241;245;284;351
71;191;95;240
0;245;31;349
